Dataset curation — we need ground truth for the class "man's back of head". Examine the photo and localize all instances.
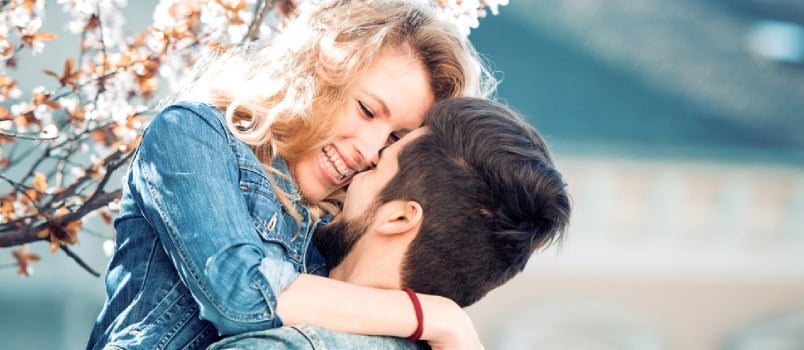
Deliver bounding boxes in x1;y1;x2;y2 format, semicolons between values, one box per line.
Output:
381;97;571;307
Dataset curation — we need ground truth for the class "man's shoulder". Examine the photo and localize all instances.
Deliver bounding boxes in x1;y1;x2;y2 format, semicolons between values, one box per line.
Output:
292;325;428;350
209;325;428;350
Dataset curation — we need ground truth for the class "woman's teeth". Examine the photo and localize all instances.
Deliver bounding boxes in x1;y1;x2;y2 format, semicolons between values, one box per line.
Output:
323;145;356;180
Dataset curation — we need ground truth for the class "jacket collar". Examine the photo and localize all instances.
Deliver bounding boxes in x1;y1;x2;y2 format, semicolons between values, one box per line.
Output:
271;156;303;203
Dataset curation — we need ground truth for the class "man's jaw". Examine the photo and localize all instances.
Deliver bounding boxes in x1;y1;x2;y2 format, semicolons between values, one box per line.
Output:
313;217;366;272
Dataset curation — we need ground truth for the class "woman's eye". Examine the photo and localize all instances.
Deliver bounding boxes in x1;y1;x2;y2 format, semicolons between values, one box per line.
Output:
387;132;401;144
358;100;374;119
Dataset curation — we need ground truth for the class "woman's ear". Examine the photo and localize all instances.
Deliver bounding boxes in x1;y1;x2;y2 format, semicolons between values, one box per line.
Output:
375;200;423;236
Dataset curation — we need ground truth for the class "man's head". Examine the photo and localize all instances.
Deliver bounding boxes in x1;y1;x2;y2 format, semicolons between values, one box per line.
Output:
314;97;571;307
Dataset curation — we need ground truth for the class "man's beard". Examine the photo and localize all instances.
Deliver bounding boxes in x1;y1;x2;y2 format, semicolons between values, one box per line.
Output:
313;206;378;269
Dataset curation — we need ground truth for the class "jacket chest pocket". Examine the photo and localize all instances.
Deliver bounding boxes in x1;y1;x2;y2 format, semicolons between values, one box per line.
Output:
238;169;302;262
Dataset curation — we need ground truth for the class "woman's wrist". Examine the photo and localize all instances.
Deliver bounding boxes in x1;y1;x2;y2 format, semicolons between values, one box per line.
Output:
279;275;422;338
417;294;462;342
403;288;424;341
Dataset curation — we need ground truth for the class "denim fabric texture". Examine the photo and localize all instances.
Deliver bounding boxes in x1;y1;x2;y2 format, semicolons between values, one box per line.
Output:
208;325;426;350
87;102;328;350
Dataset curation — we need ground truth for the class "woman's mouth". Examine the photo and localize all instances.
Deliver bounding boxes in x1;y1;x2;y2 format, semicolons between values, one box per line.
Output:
322;144;357;182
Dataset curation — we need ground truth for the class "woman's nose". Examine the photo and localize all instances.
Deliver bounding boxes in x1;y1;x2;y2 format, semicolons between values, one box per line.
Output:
355;132;387;169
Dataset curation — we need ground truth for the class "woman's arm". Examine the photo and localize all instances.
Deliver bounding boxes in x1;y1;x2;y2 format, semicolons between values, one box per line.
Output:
131;103;296;335
277;274;483;350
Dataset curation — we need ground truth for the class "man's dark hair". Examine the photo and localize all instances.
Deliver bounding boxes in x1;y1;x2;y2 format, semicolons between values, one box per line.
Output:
378;97;571;307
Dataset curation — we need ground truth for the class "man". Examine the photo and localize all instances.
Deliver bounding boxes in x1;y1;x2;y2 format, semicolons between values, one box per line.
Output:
210;97;571;349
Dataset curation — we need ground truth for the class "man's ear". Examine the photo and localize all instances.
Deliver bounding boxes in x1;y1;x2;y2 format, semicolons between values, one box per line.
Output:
375;200;423;236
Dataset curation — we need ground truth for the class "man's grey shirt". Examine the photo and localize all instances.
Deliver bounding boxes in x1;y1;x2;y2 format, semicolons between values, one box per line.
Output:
208;325;428;349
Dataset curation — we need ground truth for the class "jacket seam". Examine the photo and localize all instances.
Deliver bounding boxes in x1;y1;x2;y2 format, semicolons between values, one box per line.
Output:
155;297;198;349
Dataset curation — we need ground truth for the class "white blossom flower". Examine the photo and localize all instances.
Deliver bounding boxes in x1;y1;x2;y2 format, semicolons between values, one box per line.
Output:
32;86;48;95
103;239;115;257
33;104;54;124
9;87;23;100
59;96;80;114
226;23;249;42
200;3;228;29
10;102;34;116
70;166;87;177
66;18;86;34
0;22;9;37
83;102;100;121
146;33;167;54
67;196;85;207
107;198;121;211
10;7;34;28
12;200;28;220
484;0;509;16
39;124;59;139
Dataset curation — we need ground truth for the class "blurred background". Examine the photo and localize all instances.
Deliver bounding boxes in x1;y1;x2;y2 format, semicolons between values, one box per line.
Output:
2;0;803;349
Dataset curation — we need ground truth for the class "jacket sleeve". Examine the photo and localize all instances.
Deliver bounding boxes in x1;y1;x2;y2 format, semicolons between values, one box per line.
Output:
128;103;297;335
208;326;424;350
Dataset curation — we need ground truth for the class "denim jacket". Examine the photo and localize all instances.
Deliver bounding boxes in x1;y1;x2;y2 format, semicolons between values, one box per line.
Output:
87;102;328;350
208;326;426;350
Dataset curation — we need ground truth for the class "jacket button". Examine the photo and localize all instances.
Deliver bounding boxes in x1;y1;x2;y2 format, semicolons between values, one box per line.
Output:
266;213;277;232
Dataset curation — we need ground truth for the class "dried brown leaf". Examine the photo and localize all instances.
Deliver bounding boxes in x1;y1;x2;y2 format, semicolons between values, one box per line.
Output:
48;233;60;254
12;244;40;276
1;194;16;221
37;228;50;238
65;220;81;244
100;211;113;225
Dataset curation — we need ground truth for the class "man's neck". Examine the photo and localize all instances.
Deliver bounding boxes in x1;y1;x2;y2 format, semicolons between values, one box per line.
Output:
328;238;405;290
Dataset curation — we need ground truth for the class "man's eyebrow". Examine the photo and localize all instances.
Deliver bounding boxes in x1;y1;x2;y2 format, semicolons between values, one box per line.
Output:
364;91;390;117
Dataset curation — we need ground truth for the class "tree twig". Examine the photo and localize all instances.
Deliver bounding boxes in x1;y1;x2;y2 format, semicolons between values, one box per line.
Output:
20;146;52;186
60;244;100;277
93;5;109;106
0;130;60;141
245;0;271;41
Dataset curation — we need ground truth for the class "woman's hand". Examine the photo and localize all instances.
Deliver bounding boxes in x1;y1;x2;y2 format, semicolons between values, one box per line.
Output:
418;294;484;350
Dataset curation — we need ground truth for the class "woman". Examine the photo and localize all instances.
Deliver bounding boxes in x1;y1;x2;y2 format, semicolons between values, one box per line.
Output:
87;0;495;349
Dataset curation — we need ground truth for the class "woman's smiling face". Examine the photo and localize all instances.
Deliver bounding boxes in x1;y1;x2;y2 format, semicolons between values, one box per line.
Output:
293;48;434;202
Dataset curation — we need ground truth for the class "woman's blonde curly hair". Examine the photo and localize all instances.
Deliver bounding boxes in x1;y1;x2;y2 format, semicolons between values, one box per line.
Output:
173;0;496;223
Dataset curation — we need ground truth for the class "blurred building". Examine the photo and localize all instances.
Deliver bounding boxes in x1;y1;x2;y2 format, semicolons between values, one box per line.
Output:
467;157;804;349
466;1;804;349
2;0;803;349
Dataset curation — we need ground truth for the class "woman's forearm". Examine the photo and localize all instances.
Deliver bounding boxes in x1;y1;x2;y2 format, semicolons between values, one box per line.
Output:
276;273;465;342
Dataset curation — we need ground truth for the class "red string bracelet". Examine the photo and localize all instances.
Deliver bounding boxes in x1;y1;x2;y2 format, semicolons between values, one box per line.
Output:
403;287;424;342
